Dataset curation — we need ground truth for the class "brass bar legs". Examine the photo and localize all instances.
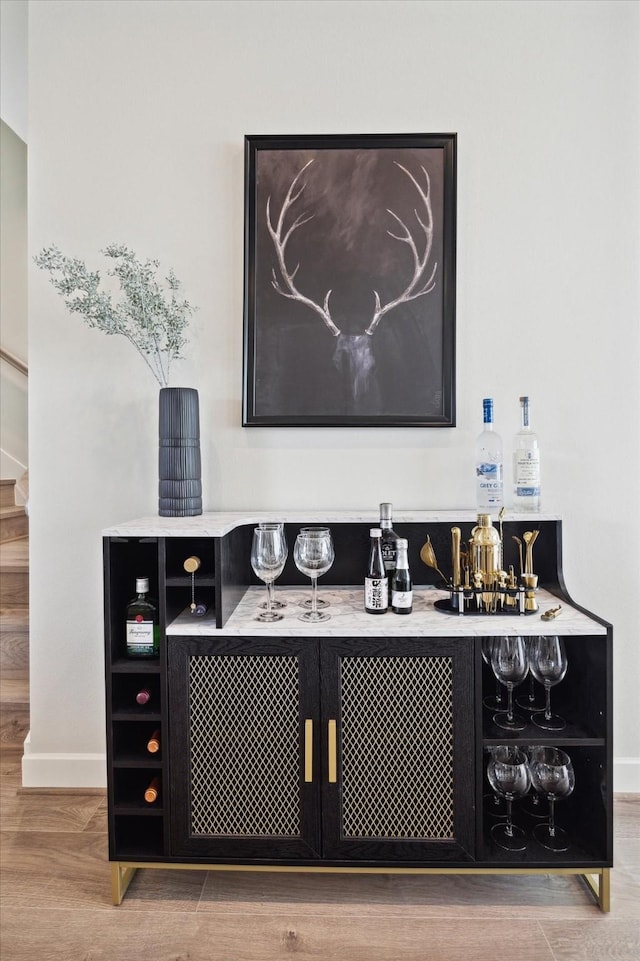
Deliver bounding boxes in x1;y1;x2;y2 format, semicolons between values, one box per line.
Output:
111;864;138;905
110;862;612;911
581;867;611;912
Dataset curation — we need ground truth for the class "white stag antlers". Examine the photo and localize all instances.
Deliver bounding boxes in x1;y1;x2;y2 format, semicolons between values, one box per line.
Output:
266;159;437;337
266;159;340;337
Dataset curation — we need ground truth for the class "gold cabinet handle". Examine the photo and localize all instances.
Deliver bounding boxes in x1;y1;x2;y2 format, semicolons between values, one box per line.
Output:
328;719;337;783
304;719;313;783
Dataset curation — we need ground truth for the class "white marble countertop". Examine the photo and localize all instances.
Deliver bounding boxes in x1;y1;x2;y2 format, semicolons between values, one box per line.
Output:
166;585;606;638
103;510;562;538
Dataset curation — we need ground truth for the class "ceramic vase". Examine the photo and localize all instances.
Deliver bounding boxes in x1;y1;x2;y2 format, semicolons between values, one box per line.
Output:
158;387;202;517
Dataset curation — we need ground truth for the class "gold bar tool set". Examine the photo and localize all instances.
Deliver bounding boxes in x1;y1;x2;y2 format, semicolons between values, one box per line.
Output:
421;512;541;616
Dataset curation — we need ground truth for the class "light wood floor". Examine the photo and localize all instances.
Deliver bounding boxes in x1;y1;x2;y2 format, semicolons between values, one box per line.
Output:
1;607;638;961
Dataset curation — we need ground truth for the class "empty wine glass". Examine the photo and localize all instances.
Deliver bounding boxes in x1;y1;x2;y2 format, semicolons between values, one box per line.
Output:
483;746;508;819
486;745;531;851
516;637;547;712
491;635;529;732
529;746;575;851
481;637;503;710
258;523;288;610
530;635;568;731
520;745;549;819
298;528;331;609
294;528;334;623
250;527;287;622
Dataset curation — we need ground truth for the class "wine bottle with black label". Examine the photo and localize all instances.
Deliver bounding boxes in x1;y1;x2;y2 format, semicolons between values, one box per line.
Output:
379;502;399;576
391;538;413;614
365;528;388;614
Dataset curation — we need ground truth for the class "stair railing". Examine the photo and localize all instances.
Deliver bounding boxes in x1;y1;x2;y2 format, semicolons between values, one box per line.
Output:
0;347;28;378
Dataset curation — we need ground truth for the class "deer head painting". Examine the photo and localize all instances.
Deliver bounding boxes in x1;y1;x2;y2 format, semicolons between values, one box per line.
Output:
243;134;456;427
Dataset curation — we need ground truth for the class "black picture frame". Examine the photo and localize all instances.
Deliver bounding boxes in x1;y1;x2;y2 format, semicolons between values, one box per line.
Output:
243;133;456;427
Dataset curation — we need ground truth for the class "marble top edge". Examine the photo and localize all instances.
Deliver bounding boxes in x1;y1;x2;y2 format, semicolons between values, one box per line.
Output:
103;510;562;537
166;585;606;637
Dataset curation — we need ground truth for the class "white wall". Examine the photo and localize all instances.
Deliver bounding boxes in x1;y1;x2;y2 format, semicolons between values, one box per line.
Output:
26;0;639;788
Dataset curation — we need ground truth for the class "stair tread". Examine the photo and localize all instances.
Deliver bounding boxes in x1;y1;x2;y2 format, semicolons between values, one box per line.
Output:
0;675;29;703
0;608;29;630
0;538;29;572
0;505;26;518
0;505;28;544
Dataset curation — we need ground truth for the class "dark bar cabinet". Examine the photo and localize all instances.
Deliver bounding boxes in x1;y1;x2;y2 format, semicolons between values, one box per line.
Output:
103;511;612;909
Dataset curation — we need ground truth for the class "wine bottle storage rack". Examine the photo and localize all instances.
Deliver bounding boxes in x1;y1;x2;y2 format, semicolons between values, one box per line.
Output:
112;816;165;859
114;768;163;811
103;514;612;908
111;674;161;715
163;537;217;625
105;537;161;664
112;722;163;765
164;537;216;579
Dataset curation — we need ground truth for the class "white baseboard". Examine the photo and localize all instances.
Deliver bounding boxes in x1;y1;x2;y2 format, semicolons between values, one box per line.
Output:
614;757;640;794
19;732;640;794
21;732;107;788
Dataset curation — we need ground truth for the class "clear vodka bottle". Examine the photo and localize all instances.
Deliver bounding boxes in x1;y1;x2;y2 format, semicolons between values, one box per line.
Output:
475;398;504;511
513;395;541;511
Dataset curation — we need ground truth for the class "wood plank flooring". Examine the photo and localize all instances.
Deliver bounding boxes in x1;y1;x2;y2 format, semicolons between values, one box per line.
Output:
1;607;638;960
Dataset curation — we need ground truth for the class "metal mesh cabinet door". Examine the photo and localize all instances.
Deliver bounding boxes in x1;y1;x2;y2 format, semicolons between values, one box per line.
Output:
321;637;475;862
168;636;321;859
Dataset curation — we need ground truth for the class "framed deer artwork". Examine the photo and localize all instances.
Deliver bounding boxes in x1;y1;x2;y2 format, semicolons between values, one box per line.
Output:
242;133;456;427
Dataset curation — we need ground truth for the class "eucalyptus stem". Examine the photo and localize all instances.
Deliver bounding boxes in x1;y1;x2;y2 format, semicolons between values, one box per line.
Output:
34;244;196;387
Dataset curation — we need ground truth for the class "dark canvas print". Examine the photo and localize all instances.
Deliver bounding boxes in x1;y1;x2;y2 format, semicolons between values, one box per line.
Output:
243;134;456;427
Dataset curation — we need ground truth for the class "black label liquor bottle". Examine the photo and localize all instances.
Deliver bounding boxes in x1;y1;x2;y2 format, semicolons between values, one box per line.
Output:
391;538;413;614
125;577;159;658
379;502;399;576
365;528;389;614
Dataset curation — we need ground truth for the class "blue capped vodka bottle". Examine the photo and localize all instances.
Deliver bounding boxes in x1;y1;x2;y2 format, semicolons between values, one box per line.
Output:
475;398;504;511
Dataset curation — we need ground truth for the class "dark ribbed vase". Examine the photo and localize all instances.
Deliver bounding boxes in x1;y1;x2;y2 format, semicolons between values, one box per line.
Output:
158;387;202;517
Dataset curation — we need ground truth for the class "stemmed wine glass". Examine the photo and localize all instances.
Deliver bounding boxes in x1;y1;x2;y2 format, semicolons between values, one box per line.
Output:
294;528;334;623
250;526;287;622
520;745;549;819
483;746;508;819
529;635;568;731
258;523;288;610
481;637;503;711
298;528;332;610
491;635;529;732
516;637;547;712
486;745;531;851
529;746;575;851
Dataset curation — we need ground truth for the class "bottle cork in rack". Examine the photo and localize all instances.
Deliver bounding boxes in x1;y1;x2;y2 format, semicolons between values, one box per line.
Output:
144;777;161;804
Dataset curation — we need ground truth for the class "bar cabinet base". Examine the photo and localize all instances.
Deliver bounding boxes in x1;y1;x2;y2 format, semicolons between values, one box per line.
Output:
104;512;613;917
110;861;611;912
